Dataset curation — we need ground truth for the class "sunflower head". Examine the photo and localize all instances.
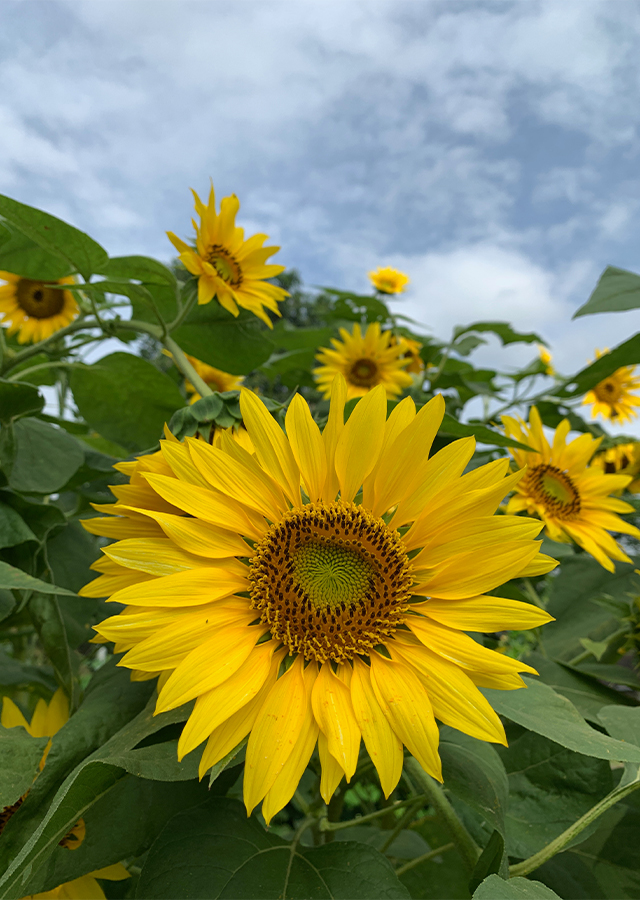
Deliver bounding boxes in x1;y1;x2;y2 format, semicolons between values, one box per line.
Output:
167;184;288;327
368;267;410;294
582;349;640;424
84;378;557;824
313;322;414;400
592;442;640;493
503;406;640;571
180;354;244;403
0;272;78;344
393;335;424;375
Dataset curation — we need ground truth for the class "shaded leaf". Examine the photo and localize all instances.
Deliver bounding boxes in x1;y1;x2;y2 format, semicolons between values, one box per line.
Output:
0;725;48;808
0;382;44;422
0;503;36;549
3;418;84;493
468;831;504;895
0;562;76;597
472;874;561;899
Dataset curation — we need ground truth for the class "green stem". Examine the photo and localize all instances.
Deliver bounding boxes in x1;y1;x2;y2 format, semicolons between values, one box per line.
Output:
379;798;425;854
319;795;428;833
168;287;197;331
395;842;455;877
7;361;85;382
163;335;213;398
567;627;629;666
0;316;98;376
404;757;480;872
509;775;640;878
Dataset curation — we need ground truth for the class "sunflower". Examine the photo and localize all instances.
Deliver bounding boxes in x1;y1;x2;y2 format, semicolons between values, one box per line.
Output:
167;184;288;327
502;407;640;571
179;353;244;404
314;323;414;401
582;349;640;424
368;267;409;294
537;345;554;376
394;335;424;375
0;272;78;344
83;379;555;823
1;692;130;899
592;442;640;494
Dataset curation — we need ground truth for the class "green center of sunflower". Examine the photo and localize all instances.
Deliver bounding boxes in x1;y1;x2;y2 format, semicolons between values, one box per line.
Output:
249;500;412;663
206;244;243;287
525;464;581;519
349;357;379;388
16;279;65;319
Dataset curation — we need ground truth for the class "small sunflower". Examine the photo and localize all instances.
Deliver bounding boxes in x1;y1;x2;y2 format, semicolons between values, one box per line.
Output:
502;407;640;571
368;267;410;294
22;864;130;900
395;335;424;375
583;349;640;424
180;354;244;404
0;272;78;344
537;345;554;376
83;379;555;823
314;323;414;400
167;184;288;327
592;442;640;494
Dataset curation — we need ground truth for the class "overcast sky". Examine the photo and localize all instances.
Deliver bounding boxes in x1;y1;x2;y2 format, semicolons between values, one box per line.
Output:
3;0;640;430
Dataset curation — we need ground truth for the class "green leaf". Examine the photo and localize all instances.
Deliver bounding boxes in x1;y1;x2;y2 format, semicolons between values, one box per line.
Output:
137;796;410;899
564;804;640;898
0;226;75;281
528;852;606;900
573;266;640;318
483;678;640;762
2;418;84;493
0;725;48;809
498;730;613;858
0;195;108;281
598;705;640;748
0;561;76;597
574;663;640;690
472;875;562;899
454;322;545;347
70;352;185;451
100;255;177;287
558;333;640;396
28;593;78;707
0;381;44;422
468;831;504;895
0;592;15;622
0;502;36;549
440;414;532;451
0;651;56;694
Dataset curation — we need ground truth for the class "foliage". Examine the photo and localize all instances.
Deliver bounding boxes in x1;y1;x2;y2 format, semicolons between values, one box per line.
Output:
1;193;640;899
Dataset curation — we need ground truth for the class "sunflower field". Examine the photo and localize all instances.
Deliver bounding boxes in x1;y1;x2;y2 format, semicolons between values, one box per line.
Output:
2;188;640;900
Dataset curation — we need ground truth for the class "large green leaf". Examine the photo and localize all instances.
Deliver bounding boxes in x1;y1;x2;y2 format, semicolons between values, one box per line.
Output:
0;226;75;281
573;266;640;318
472;875;561;899
0;561;76;597
100;256;178;287
2;418;84;493
28;593;78;708
566;804;640;898
136;797;410;899
498;731;613;858
0;652;56;695
0;725;48;809
0;502;36;549
483;679;640;762
0;381;44;422
453;322;545;346
0;196;108;281
70;352;185;451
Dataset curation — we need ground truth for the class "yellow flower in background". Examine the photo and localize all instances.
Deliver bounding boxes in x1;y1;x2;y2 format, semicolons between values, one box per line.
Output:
390;335;424;375
181;354;244;404
1;687;68;769
0;272;78;345
592;442;640;494
167;184;288;327
537;345;554;376
84;379;554;823
22;864;130;900
502;407;640;572
368;267;410;294
583;349;640;424
313;322;413;400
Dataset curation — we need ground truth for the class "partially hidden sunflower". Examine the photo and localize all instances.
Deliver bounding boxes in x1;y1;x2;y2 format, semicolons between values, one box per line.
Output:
1;692;130;899
368;267;410;294
592;442;640;493
0;272;78;344
314;323;414;400
395;335;424;375
502;406;640;571
178;353;244;404
83;379;556;823
167;184;288;327
583;349;640;424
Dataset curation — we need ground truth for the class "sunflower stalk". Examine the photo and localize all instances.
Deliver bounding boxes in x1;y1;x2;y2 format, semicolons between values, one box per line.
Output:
318;794;429;833
509;773;640;878
404;758;480;872
394;842;456;877
0;315;96;376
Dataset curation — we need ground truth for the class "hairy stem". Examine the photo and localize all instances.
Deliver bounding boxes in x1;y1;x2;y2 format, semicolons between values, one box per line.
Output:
404;757;480;872
509;774;640;878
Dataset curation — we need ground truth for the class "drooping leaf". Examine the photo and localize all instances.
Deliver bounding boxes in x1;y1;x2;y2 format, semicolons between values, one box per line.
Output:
573;266;640;318
2;418;84;493
0;226;75;281
100;256;177;287
0;562;76;597
0;382;44;422
0;195;108;280
453;322;545;347
0;503;36;549
472;874;562;899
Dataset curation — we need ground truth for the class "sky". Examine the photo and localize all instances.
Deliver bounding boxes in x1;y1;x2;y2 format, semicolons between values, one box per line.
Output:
3;0;640;429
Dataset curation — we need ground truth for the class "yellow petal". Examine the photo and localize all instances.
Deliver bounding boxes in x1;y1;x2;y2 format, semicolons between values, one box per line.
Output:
321;374;347;500
119;508;250;559
334;385;387;501
413;595;554;631
285;394;327;502
369;652;442;781
160;440;210;487
1;696;31;732
240;389;301;505
414;541;541;599
108;567;248;608
350;658;403;798
393;438;476;526
104;538;223;577
362;396;416;507
81;515;164;540
311;662;361;780
318;730;345;804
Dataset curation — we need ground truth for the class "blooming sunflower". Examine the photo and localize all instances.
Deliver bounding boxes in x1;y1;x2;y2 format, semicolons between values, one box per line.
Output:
582;349;640;424
502;407;640;571
592;442;640;493
314;323;414;401
537;345;554;376
0;272;78;344
167;185;288;327
368;267;409;294
396;336;424;375
83;379;555;823
180;354;244;404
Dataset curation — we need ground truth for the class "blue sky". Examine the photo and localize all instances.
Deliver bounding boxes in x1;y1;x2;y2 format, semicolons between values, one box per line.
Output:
3;0;640;428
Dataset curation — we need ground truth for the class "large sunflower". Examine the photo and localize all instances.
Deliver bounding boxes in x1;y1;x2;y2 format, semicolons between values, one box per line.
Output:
167;185;288;327
314;323;414;400
502;407;640;571
582;349;640;424
368;267;409;294
0;272;78;344
83;380;555;823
